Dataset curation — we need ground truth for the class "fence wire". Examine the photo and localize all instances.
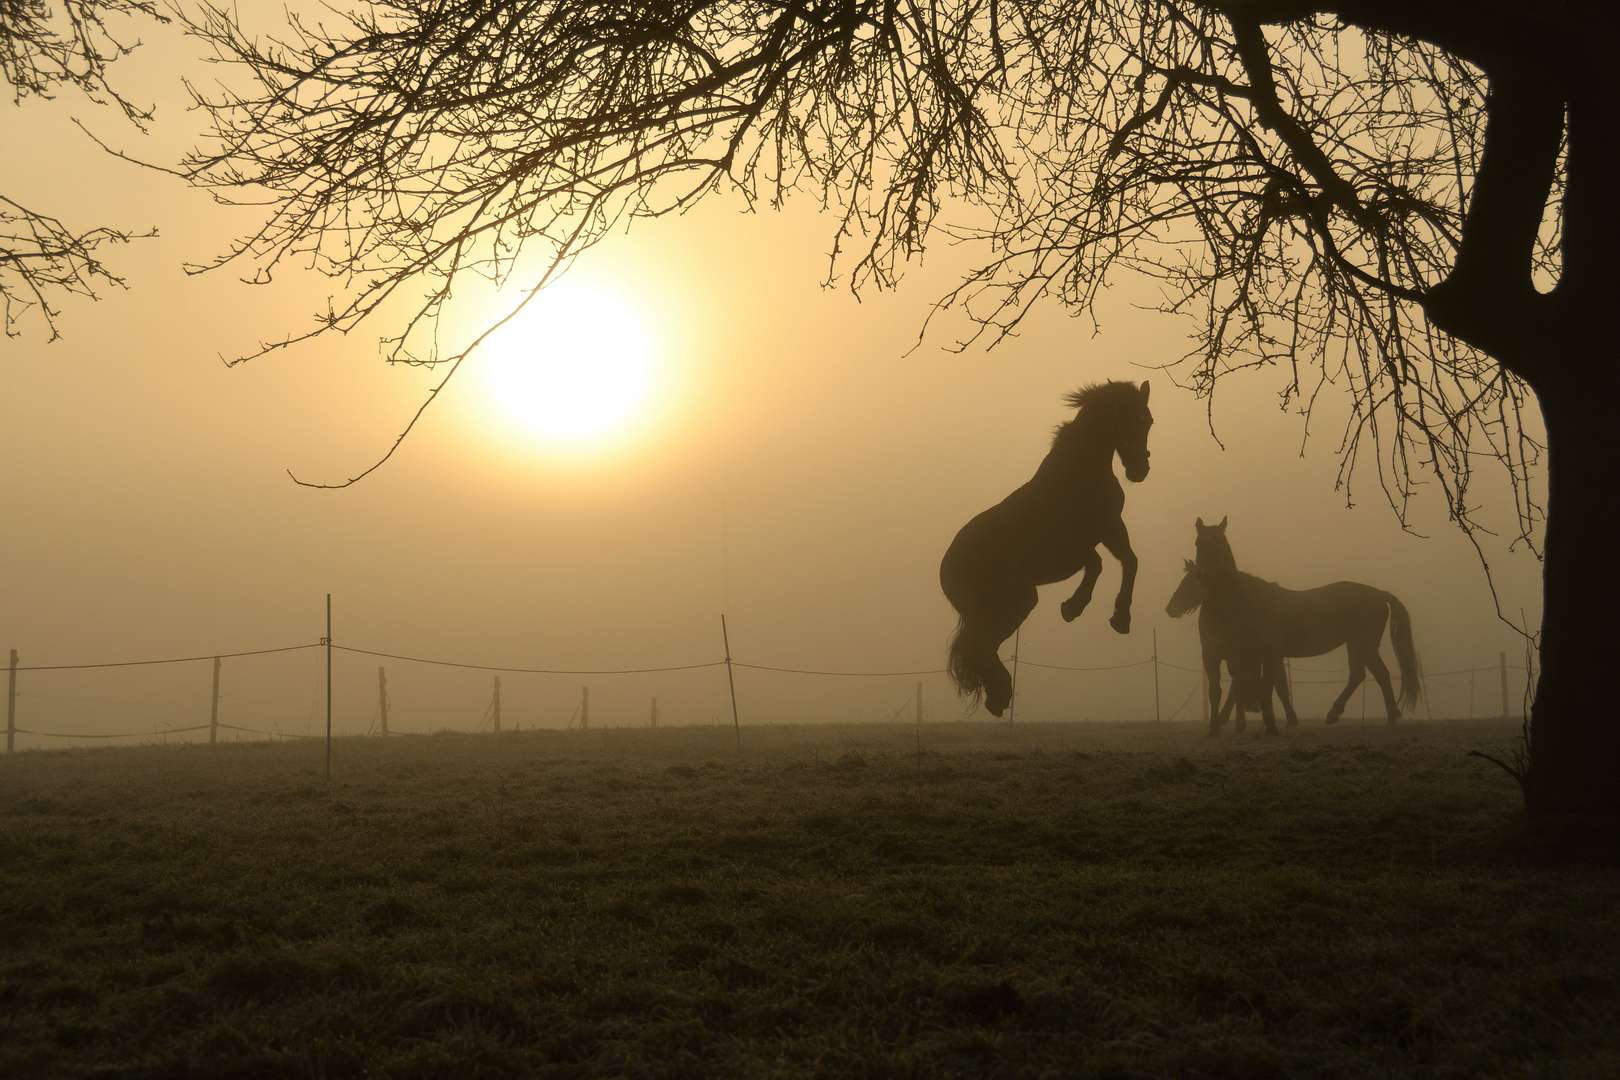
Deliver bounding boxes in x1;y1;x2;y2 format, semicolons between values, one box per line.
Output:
3;630;1535;748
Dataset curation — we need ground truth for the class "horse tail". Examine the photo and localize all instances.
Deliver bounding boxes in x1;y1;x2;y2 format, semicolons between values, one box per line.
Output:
946;614;986;710
1384;592;1423;712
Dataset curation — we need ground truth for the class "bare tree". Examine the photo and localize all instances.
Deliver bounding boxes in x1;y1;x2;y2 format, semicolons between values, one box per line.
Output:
1;0;164;337
181;0;1616;814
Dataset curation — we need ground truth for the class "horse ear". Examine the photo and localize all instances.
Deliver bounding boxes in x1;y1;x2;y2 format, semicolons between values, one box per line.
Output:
1139;381;1150;403
1195;517;1205;530
1218;515;1228;531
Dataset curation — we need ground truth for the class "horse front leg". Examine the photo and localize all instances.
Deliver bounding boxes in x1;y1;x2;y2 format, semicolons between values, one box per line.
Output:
1059;547;1104;623
1099;521;1137;634
1274;659;1300;727
1261;656;1296;728
1204;651;1225;737
1217;661;1246;734
1258;660;1280;736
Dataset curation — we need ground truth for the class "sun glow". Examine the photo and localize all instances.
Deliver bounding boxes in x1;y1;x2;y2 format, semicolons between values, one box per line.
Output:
482;283;655;445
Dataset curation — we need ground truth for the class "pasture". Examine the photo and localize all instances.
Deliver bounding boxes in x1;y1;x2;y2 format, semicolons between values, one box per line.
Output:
1;719;1615;1078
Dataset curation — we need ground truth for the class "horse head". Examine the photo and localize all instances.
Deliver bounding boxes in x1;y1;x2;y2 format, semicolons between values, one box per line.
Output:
1165;558;1205;618
1116;381;1152;483
1056;380;1153;481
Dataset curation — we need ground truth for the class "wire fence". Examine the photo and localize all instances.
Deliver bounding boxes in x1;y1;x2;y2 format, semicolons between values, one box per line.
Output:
2;624;1535;752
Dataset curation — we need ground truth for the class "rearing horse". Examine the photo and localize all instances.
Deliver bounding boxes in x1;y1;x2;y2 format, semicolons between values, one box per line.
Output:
940;381;1153;716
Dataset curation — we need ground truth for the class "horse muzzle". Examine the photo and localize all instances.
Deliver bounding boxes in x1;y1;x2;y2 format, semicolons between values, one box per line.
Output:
1123;459;1150;483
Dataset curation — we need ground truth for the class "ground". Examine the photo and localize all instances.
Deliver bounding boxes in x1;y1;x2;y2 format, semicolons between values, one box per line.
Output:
1;719;1615;1078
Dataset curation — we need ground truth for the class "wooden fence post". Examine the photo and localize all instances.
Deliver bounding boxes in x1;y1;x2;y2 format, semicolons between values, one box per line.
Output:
325;594;332;783
650;696;658;728
581;686;590;730
1008;627;1020;724
493;676;502;733
210;657;221;744
1499;651;1509;720
378;667;389;736
1152;630;1161;723
721;615;741;753
6;649;16;754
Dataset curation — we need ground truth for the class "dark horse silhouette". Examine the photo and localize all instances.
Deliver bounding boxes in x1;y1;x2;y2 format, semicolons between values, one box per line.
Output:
1165;558;1296;731
1191;517;1422;735
940;381;1152;716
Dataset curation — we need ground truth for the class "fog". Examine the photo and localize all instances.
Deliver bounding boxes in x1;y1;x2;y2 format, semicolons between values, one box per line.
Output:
0;19;1544;745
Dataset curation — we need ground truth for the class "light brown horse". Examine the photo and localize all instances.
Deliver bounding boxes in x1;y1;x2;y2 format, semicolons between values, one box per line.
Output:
941;381;1153;716
1192;517;1422;734
1165;558;1297;733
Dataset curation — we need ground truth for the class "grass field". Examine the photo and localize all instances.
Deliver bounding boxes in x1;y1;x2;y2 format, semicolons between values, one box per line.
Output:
1;718;1616;1078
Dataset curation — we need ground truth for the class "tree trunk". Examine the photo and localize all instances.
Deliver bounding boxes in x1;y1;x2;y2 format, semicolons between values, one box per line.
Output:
1523;368;1620;815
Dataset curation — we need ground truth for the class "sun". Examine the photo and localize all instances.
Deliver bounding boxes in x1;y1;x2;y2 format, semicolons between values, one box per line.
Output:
483;283;654;444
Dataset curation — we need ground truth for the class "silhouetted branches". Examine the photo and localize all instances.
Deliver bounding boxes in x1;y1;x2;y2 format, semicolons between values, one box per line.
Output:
0;193;151;337
181;0;1556;579
1;0;165;337
2;0;160;112
1469;720;1533;797
180;0;1013;372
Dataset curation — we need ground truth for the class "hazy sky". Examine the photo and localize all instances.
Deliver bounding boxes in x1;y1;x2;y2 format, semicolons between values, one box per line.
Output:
0;12;1545;741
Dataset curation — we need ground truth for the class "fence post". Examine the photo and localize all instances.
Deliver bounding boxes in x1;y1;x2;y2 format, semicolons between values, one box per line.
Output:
6;649;16;753
581;686;590;730
210;657;221;744
1008;627;1020;724
650;696;658;728
1499;651;1509;720
916;681;923;726
325;594;332;783
378;667;389;736
721;615;741;753
493;676;502;734
1152;629;1161;723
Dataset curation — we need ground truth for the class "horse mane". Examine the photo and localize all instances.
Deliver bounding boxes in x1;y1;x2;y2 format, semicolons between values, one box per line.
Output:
1062;382;1115;411
1051;381;1139;445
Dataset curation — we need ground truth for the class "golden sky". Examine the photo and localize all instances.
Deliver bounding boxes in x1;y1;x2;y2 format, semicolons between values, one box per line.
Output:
0;12;1546;739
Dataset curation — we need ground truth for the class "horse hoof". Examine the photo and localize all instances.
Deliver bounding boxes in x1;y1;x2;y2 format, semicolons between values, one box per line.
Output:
1286;718;1299;727
1265;726;1279;736
1324;713;1341;725
1060;602;1082;623
1109;612;1131;634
